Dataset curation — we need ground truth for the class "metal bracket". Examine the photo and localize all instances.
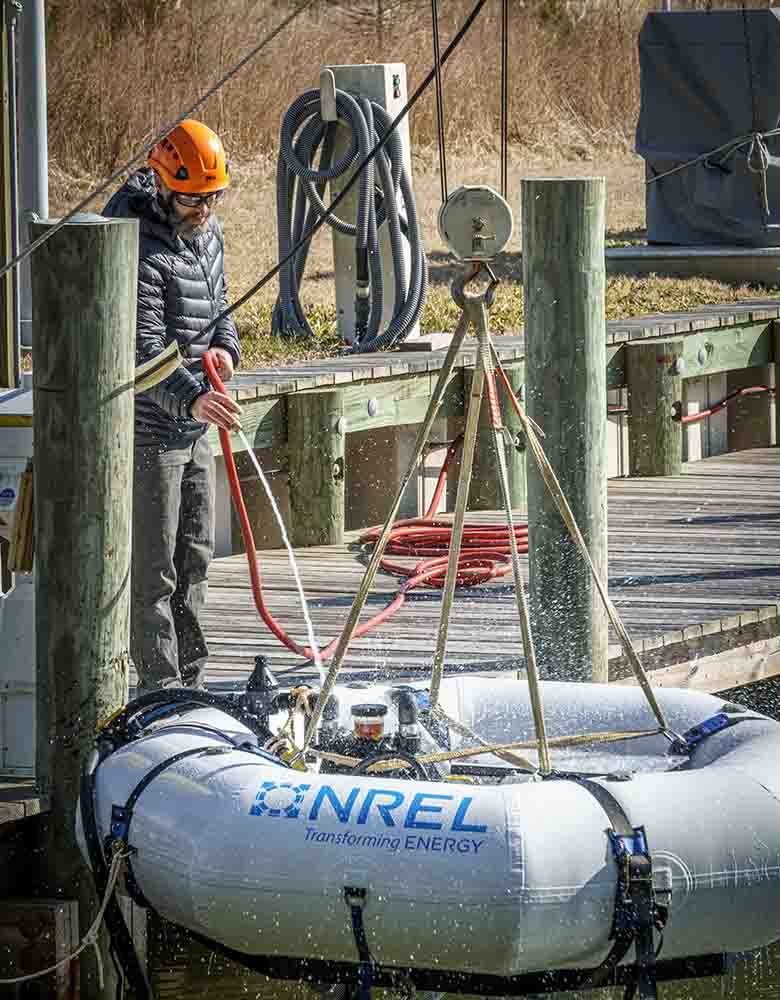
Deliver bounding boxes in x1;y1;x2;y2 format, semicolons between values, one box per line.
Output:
319;68;338;123
451;261;499;310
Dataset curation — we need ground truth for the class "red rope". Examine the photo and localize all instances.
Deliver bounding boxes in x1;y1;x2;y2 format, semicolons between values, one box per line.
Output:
679;385;775;425
203;351;528;663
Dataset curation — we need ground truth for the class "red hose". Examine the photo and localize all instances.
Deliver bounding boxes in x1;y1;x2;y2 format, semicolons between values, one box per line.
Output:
203;350;528;663
679;385;775;425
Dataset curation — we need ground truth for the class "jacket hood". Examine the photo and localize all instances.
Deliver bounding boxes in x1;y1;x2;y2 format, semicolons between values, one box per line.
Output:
103;167;160;218
103;168;186;250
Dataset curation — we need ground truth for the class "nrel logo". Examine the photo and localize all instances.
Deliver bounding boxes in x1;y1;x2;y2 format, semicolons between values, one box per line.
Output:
250;781;311;818
250;781;486;832
249;781;490;856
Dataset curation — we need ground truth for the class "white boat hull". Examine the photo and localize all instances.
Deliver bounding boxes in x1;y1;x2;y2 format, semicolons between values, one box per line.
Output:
80;679;780;979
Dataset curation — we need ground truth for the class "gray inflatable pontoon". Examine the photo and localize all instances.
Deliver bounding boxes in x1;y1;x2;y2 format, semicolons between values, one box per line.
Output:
79;678;780;996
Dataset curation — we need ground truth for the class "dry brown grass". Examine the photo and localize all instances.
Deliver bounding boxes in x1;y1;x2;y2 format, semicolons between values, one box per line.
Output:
217;147;648;305
48;0;646;171
50;145;648;308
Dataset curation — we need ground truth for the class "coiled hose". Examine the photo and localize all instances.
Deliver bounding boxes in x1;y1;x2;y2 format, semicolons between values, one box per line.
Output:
272;87;428;353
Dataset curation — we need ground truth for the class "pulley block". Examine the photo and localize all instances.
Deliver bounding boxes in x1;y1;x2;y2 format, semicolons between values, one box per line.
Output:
437;184;514;262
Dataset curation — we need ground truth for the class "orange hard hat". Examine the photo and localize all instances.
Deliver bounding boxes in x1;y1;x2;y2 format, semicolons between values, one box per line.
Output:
148;120;230;194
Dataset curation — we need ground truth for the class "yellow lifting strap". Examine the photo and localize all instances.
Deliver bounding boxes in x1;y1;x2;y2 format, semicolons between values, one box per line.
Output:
133;342;182;394
7;459;34;573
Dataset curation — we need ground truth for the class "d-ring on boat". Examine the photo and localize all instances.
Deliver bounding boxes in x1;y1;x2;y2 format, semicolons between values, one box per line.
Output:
79;675;780;998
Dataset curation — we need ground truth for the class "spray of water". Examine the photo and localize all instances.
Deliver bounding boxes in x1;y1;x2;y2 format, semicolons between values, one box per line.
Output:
236;430;324;682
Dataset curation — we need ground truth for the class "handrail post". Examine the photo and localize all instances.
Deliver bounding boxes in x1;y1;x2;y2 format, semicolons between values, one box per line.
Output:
626;338;684;476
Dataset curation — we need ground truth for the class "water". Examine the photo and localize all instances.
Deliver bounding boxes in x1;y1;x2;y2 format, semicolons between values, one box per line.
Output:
236;429;324;684
149;927;780;999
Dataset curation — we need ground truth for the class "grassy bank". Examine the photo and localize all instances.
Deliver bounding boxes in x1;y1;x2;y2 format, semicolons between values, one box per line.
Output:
233;274;778;367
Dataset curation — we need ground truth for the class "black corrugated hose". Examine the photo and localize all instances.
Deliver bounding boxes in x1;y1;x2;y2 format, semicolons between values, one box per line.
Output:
273;88;428;353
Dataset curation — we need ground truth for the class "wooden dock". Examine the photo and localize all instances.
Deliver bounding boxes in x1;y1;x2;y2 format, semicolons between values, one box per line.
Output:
0;779;47;825
193;447;780;696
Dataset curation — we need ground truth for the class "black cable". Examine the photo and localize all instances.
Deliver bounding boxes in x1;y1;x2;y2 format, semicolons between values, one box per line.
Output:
201;0;489;337
431;0;449;205
500;0;509;201
351;748;431;781
273;91;427;350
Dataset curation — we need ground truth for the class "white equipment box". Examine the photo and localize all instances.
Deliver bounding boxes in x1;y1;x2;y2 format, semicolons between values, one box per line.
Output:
0;386;35;777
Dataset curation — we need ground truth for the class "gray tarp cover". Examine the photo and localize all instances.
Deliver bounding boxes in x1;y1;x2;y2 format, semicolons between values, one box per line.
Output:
637;10;780;246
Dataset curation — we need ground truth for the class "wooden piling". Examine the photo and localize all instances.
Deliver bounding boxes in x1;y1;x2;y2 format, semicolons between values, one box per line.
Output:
31;214;137;999
288;389;345;546
522;178;608;683
626;338;684;476
774;321;780;448
467;361;527;511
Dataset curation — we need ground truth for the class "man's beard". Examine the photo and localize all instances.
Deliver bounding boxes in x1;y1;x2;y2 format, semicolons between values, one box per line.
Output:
172;215;209;239
158;192;209;238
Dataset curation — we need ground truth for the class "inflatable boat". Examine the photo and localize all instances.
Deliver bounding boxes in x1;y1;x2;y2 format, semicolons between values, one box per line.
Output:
79;676;780;997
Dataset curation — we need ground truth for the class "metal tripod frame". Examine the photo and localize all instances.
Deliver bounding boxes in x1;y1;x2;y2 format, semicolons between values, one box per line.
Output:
304;261;551;774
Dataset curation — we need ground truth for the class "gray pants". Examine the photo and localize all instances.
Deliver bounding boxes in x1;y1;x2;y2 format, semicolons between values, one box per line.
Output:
131;436;215;691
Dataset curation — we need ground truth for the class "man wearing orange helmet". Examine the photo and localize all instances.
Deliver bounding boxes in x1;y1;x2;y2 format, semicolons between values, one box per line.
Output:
104;119;242;696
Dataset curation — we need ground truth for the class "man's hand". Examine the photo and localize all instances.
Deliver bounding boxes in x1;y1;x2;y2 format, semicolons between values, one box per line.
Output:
190;390;242;431
210;347;235;382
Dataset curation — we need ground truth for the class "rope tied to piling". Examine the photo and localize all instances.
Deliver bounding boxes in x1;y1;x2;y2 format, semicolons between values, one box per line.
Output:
0;842;133;988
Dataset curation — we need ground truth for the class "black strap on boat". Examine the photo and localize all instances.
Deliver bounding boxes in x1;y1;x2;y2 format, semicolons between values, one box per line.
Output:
579;779;663;1000
79;764;154;999
344;887;375;999
108;744;232;907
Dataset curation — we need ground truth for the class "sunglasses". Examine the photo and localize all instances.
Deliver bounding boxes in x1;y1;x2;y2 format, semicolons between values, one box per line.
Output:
174;190;223;208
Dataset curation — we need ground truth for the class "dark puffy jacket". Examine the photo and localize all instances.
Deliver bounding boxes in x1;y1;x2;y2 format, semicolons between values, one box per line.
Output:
103;168;241;448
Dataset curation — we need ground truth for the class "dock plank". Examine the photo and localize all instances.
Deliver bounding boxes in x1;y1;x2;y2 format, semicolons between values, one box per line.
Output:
185;448;780;692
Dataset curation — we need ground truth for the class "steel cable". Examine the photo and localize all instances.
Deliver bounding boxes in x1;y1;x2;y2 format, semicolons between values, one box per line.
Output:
500;0;509;200
430;0;449;204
